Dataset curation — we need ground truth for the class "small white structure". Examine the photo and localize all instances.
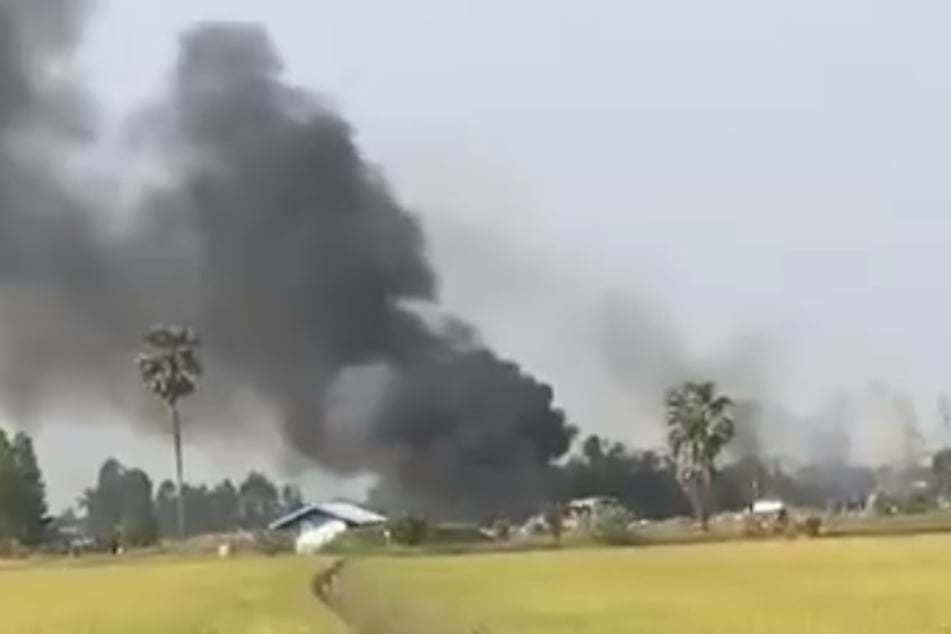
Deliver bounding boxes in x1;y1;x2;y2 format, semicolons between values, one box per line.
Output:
752;499;786;514
269;499;387;555
565;496;626;529
294;519;348;554
568;496;621;514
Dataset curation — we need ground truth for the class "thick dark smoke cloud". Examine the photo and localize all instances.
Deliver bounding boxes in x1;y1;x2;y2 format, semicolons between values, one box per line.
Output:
0;8;576;520
0;0;117;414
369;349;574;519
162;24;577;517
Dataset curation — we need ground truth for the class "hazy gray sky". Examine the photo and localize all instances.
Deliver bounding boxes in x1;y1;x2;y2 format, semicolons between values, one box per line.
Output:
26;0;951;508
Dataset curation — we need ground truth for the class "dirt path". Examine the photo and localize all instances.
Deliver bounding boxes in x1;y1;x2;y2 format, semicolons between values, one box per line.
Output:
313;559;460;634
313;559;419;634
312;559;347;609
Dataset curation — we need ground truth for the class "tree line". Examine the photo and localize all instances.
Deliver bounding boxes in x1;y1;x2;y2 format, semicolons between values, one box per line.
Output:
8;351;951;551
0;428;48;545
1;424;303;549
554;432;876;521
557;380;951;528
77;458;304;546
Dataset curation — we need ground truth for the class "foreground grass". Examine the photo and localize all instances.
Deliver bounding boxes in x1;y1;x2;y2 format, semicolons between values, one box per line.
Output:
339;534;951;634
0;555;346;634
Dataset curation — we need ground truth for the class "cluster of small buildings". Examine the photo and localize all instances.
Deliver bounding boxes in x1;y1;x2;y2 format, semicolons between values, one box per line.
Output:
269;495;633;553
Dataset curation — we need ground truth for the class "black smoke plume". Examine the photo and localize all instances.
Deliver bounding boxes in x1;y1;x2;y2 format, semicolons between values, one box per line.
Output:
0;8;576;520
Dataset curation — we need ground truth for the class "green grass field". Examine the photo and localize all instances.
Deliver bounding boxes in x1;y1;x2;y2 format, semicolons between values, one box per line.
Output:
338;534;951;634
0;555;346;634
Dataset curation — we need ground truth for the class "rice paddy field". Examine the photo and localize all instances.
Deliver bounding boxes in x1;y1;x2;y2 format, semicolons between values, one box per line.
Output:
337;534;951;634
0;555;346;634
4;534;951;633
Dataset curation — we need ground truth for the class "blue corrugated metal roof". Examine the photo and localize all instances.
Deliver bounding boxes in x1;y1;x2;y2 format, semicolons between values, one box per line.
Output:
268;499;386;531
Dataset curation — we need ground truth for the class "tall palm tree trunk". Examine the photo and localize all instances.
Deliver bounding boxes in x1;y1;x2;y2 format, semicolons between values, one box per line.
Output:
698;469;713;532
684;478;706;531
171;404;185;539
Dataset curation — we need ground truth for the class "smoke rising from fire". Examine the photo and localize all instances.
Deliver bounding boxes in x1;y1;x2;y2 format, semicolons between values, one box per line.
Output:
1;2;935;518
0;3;578;519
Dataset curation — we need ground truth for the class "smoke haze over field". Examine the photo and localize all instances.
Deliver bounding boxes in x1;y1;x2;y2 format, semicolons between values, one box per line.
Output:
5;0;951;512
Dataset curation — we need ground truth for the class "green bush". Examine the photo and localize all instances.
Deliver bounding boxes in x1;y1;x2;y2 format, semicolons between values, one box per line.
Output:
387;515;430;547
0;539;25;559
325;521;493;555
902;491;937;515
425;523;493;545
801;516;823;538
592;507;640;546
253;531;294;556
323;525;389;555
871;490;938;516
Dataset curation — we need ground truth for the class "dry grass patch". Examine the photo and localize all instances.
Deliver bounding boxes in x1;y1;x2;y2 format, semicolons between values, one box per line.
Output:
0;555;346;634
339;534;951;634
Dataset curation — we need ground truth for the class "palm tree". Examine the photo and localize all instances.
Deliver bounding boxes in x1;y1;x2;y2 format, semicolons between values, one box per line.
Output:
665;380;735;531
136;324;201;539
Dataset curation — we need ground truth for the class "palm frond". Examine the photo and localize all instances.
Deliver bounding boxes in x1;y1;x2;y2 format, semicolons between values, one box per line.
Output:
664;379;735;478
136;323;202;406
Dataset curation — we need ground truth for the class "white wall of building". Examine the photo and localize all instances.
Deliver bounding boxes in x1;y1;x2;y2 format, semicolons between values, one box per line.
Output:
295;519;348;555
